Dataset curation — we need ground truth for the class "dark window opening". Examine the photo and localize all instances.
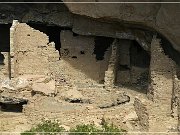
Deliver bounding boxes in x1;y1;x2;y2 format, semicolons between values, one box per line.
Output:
48;26;61;51
99;79;105;84
130;40;150;68
0;53;5;65
69;99;82;103
0;101;28;113
62;48;69;57
93;36;114;60
80;51;85;54
0;24;11;52
72;56;77;59
65;98;91;104
73;32;79;37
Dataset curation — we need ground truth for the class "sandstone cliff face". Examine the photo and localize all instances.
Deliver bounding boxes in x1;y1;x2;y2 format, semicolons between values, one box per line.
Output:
64;0;180;52
0;2;179;54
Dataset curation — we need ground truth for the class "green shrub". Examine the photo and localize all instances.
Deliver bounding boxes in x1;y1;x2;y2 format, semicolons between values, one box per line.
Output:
70;122;126;135
21;120;126;135
69;124;101;135
101;122;126;135
21;120;65;135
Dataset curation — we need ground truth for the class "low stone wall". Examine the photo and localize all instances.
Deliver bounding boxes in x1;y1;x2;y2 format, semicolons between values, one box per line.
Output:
134;97;149;131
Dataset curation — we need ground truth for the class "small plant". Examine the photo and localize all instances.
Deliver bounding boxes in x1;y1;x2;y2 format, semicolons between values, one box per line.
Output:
21;120;65;135
69;124;101;135
101;122;126;135
70;122;126;135
21;119;126;135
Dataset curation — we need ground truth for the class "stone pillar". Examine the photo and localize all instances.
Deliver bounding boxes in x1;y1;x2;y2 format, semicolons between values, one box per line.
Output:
104;39;118;90
10;20;19;78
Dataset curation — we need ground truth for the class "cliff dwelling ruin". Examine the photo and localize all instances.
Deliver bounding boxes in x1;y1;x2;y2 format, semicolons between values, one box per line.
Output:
0;2;180;134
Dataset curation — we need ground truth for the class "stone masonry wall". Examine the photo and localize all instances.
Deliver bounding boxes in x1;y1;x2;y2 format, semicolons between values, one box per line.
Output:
134;97;149;131
134;37;178;132
134;95;178;132
148;36;175;115
11;21;59;78
57;30;111;91
104;39;149;87
104;39;117;89
173;75;180;130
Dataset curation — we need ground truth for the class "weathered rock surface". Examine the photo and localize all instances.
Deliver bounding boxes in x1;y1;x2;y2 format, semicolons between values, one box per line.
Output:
0;96;28;104
60;88;91;103
0;75;57;99
0;1;179;133
98;93;130;108
32;78;56;97
0;2;179;54
0;3;73;27
64;1;180;53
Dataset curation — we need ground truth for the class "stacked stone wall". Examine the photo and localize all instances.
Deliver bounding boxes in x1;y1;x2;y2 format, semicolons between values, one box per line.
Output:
134;36;178;132
10;21;59;78
104;39;118;89
148;37;175;115
56;30;111;91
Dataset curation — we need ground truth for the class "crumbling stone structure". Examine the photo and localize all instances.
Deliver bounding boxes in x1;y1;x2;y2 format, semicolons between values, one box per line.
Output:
104;39;150;92
0;19;180;134
134;37;179;132
104;39;118;89
148;37;175;114
10;20;59;78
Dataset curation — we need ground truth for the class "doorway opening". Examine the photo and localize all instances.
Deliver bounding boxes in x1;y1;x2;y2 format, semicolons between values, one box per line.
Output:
93;36;114;61
0;24;11;52
0;24;11;76
115;40;150;93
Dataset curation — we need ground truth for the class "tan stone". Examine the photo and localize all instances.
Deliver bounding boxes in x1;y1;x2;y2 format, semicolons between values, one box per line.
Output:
32;79;56;97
